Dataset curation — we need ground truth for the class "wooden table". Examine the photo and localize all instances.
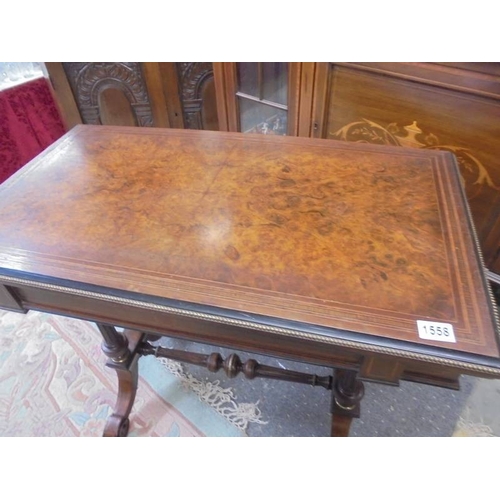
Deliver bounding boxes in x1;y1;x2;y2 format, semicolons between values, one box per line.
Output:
0;125;499;437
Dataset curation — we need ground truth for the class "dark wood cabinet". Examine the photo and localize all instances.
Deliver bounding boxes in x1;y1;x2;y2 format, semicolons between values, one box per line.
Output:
48;62;218;132
46;62;500;274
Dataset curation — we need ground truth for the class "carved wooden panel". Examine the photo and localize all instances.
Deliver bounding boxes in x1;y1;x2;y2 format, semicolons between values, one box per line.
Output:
62;62;154;127
322;63;500;271
177;62;218;130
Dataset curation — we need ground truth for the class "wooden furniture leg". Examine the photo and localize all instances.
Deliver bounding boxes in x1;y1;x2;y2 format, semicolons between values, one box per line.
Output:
97;325;145;437
104;361;138;437
331;369;365;437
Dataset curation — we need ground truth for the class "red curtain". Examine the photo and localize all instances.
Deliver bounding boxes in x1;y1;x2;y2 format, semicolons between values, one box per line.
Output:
0;77;66;184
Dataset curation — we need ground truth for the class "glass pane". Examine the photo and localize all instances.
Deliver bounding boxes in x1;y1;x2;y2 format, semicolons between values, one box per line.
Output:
237;62;259;96
239;97;287;135
262;62;288;105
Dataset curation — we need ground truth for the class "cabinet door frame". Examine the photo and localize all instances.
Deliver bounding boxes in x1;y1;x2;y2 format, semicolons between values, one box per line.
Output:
213;62;311;136
44;62;82;130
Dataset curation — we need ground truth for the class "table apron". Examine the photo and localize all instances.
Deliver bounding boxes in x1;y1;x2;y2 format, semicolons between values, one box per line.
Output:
0;280;486;388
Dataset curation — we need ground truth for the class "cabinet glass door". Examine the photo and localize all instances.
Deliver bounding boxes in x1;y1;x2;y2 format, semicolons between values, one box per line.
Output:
236;62;288;135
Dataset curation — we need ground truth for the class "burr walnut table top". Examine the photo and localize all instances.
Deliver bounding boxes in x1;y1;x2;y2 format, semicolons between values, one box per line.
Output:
0;125;498;364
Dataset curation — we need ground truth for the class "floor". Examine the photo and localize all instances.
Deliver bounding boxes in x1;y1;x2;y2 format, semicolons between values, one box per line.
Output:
158;335;500;437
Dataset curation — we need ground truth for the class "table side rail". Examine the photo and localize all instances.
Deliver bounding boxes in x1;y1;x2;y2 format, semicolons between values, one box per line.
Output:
1;276;499;388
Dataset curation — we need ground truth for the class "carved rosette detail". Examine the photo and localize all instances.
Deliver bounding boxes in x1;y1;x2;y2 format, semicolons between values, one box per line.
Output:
331;119;500;199
63;62;154;127
177;62;215;129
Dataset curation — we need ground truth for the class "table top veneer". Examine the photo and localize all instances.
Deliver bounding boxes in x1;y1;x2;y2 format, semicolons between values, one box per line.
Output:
0;125;498;360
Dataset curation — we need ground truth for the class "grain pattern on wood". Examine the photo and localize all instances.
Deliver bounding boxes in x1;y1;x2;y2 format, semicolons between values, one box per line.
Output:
142;62;171;128
0;125;497;358
158;62;184;129
319;63;500;274
44;62;82;129
97;87;138;126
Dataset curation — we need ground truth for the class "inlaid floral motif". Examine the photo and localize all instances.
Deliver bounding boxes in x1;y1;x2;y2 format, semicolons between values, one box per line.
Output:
332;119;500;199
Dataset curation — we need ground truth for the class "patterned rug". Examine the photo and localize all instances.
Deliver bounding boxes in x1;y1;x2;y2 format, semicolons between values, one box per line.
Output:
0;309;265;437
2;309;497;437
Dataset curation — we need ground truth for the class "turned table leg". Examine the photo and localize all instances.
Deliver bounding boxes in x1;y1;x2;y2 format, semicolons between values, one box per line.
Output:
330;369;365;437
97;325;145;437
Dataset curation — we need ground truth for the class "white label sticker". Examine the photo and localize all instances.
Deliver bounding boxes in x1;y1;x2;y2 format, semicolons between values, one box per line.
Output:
417;320;456;343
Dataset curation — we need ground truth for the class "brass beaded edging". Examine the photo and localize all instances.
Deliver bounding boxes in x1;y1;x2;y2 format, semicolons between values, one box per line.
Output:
461;189;500;338
1;274;500;376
